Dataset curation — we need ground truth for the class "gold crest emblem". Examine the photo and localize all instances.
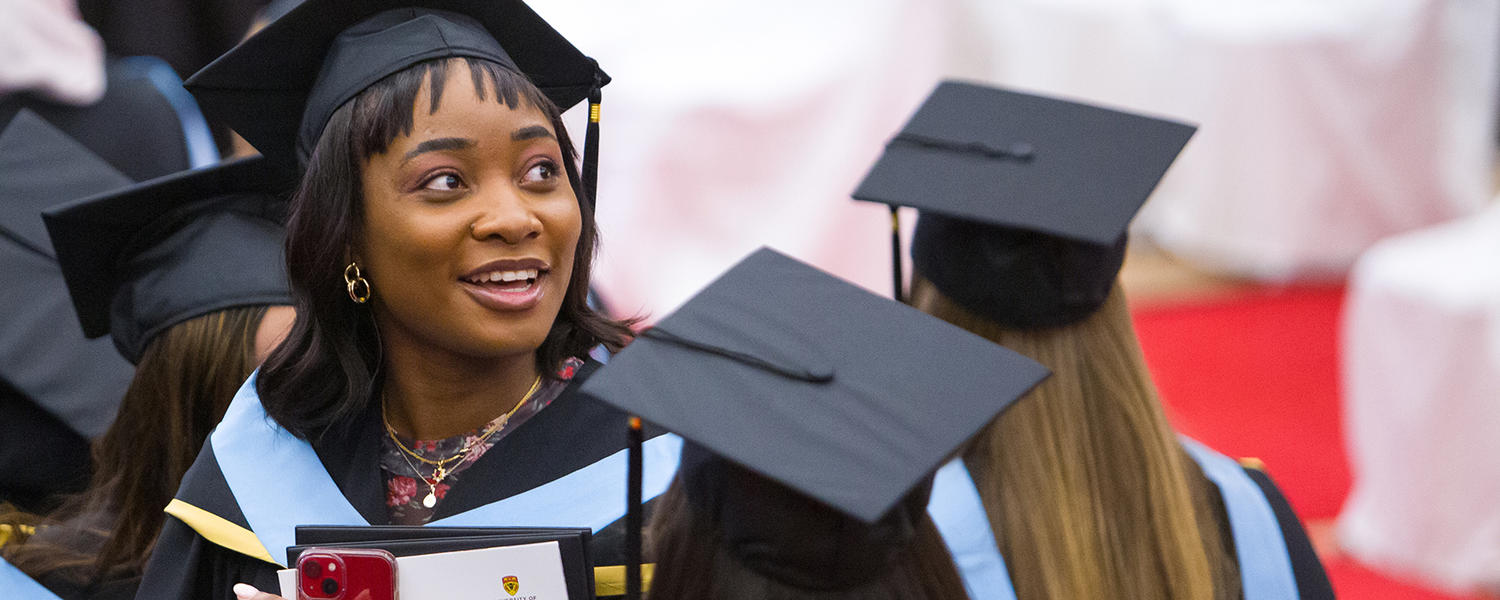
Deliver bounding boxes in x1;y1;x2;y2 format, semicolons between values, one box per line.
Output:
502;575;520;596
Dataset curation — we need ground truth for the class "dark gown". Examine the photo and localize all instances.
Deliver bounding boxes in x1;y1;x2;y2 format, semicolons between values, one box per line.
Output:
1184;459;1334;600
0;384;93;513
1236;465;1335;600
134;360;663;600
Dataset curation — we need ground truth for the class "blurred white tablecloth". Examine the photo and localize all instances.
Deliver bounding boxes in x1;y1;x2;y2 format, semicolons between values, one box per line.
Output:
529;0;959;319
530;0;1499;315
956;0;1499;281
1338;202;1500;592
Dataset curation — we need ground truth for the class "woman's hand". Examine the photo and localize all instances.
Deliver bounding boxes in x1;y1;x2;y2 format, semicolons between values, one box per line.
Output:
233;583;288;600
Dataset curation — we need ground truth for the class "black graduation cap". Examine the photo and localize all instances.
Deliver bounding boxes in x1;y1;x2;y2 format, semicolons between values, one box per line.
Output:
42;157;296;364
259;0;304;25
852;80;1195;322
580;247;1050;592
184;0;609;203
0;110;136;438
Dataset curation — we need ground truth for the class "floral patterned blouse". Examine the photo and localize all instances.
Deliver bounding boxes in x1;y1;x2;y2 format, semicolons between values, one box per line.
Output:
380;358;584;524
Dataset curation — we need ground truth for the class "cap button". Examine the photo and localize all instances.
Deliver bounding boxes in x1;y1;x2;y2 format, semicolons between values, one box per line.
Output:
1008;142;1035;161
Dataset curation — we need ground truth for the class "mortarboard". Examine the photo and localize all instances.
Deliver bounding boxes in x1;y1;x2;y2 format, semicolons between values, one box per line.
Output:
259;0;305;25
580;247;1050;592
0;110;135;438
43;157;296;364
184;0;609;205
852;80;1195;324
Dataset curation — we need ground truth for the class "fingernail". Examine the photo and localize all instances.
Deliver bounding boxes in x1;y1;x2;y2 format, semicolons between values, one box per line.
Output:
233;583;258;600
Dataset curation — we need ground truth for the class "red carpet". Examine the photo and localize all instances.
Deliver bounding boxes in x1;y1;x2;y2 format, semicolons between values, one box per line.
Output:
1130;286;1486;600
1131;285;1349;519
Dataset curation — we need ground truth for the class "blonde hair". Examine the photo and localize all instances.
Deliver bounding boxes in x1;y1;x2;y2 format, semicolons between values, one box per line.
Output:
911;277;1238;600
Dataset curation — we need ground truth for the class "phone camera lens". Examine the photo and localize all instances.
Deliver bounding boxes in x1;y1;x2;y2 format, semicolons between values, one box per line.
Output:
322;577;339;595
304;561;322;578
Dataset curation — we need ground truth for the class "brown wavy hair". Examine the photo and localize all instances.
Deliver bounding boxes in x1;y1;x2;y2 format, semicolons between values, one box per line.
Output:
910;276;1239;600
255;57;633;439
0;306;268;589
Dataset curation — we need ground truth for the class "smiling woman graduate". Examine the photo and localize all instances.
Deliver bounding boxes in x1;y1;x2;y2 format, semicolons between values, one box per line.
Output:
132;2;676;599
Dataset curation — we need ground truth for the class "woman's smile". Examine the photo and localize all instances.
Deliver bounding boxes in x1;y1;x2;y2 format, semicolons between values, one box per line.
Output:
458;257;551;311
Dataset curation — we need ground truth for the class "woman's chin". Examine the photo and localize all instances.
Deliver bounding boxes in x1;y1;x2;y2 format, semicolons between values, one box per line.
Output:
455;328;554;360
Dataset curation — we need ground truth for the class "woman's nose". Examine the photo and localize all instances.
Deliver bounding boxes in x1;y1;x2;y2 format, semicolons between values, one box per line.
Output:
469;187;541;244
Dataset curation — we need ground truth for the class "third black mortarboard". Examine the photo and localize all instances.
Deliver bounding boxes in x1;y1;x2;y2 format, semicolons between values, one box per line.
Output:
581;247;1050;590
43;157;296;363
852;81;1196;326
0;110;134;438
184;0;609;170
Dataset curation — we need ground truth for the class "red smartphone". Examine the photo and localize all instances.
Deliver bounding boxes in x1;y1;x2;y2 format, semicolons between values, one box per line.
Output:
296;548;398;600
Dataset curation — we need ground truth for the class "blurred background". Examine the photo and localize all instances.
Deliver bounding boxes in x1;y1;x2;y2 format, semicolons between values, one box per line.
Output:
7;0;1499;597
537;3;1500;595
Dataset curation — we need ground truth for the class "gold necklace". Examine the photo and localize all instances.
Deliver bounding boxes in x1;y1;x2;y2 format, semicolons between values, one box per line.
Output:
382;375;544;508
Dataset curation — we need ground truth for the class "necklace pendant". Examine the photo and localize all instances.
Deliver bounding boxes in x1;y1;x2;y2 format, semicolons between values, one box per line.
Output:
422;491;437;508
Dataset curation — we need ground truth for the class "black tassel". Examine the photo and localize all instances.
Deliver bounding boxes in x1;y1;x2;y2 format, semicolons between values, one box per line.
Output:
583;78;602;208
890;206;904;303
626;416;643;600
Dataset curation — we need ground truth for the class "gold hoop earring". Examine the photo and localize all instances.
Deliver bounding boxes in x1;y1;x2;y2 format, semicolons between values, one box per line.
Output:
344;262;371;304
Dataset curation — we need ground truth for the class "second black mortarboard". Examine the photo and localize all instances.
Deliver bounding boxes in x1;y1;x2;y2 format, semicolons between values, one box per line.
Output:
0;110;135;438
581;247;1050;590
43;157;296;363
184;0;609;171
852;81;1196;326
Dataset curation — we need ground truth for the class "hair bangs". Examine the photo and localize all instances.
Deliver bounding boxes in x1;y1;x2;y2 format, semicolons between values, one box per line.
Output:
348;57;561;161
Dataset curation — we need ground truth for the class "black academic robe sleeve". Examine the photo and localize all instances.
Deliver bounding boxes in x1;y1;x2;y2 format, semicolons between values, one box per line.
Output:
133;516;279;600
133;439;282;600
1243;467;1335;600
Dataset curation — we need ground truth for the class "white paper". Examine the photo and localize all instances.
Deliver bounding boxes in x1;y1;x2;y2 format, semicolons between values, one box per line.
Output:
277;568;297;598
278;540;569;600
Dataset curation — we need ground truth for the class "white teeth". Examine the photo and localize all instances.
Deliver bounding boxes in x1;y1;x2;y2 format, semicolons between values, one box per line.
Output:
472;269;539;284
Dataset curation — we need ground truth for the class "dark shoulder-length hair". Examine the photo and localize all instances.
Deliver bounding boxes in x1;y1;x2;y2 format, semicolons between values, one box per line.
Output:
257;57;632;440
644;479;969;600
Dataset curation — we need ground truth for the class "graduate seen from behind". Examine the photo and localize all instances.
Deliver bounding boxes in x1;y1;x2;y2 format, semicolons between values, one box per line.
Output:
855;81;1334;600
0;115;294;600
578;248;1051;600
0;111;134;516
136;2;662;599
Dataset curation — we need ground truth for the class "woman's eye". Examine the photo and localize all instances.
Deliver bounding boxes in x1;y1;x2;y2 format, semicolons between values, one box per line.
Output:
522;161;559;185
422;173;464;192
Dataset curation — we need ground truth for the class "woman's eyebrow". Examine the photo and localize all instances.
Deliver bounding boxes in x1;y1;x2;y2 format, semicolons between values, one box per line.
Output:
512;125;555;142
401;137;474;164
